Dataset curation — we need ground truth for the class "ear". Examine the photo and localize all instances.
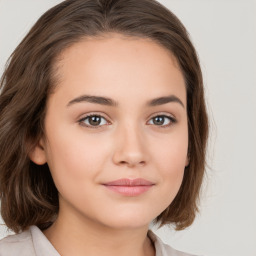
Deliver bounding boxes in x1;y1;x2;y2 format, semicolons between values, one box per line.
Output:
28;138;47;165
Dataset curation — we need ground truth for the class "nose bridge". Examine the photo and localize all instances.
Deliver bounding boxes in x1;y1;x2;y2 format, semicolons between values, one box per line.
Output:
112;119;148;167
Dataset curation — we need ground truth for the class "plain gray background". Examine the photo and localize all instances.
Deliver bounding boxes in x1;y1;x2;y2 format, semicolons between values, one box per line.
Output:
0;1;255;256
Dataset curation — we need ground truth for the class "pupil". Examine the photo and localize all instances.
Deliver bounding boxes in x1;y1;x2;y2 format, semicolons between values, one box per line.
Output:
89;116;101;126
153;116;164;125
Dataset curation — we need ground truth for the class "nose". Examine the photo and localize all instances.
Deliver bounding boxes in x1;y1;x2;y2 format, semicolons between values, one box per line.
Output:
112;123;148;168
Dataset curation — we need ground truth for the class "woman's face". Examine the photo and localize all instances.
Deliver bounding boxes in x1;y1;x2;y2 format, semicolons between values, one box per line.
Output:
31;33;189;230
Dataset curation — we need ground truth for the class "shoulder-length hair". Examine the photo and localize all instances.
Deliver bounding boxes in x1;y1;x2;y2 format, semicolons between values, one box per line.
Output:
0;0;208;233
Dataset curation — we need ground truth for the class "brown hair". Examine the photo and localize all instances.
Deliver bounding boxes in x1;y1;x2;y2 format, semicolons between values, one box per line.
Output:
0;0;208;233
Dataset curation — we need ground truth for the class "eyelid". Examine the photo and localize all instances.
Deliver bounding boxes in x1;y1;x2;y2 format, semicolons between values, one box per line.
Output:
147;111;176;120
78;112;112;128
147;112;177;127
77;111;177;129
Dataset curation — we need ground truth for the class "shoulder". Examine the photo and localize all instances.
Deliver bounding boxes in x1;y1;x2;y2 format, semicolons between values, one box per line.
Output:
148;230;200;256
0;229;35;256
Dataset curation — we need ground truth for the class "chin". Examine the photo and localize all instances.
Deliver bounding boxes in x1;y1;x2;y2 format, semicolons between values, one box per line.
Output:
97;212;153;230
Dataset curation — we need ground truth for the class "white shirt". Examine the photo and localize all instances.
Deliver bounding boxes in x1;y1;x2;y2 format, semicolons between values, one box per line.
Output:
0;226;197;256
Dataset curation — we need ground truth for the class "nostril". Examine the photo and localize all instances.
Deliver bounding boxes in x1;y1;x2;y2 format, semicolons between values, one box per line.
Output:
118;160;146;167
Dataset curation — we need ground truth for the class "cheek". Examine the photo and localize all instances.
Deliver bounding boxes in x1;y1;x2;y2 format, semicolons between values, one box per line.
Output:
155;130;188;168
44;127;111;191
152;130;188;195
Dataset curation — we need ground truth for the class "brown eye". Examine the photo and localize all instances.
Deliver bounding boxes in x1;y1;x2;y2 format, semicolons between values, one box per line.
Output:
153;116;165;125
148;115;176;127
88;116;101;126
79;115;108;127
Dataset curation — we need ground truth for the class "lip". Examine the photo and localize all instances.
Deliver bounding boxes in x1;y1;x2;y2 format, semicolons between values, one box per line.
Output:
103;178;155;196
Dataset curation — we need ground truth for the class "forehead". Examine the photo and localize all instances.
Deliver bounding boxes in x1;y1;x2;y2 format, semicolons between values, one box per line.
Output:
50;33;186;106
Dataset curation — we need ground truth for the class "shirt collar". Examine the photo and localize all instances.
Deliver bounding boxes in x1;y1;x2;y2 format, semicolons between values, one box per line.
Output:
30;225;177;256
30;226;60;256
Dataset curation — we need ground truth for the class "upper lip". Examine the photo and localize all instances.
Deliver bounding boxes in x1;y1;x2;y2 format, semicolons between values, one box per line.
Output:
103;178;154;186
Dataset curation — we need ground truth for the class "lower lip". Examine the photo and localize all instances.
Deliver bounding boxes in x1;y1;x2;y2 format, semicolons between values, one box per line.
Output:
104;185;153;196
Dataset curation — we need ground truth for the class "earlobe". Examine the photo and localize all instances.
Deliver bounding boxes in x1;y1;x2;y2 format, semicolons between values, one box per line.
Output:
28;139;47;165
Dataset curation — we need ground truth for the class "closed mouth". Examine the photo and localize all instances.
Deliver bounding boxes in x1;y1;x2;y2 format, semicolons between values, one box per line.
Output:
103;178;155;196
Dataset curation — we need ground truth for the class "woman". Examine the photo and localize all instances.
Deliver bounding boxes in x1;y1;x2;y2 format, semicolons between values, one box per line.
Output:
0;0;208;255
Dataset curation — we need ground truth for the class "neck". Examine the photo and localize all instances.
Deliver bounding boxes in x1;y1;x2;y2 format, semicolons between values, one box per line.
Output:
43;208;155;256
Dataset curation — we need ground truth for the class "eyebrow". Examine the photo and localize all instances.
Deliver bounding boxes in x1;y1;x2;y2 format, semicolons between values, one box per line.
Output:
147;95;184;108
67;94;184;108
67;95;118;107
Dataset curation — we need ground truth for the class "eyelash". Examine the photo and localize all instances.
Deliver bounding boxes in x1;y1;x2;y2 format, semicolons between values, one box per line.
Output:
78;113;110;128
78;113;177;129
148;114;176;127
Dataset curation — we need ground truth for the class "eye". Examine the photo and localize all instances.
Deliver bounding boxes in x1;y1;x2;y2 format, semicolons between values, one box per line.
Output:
79;114;109;128
148;115;176;127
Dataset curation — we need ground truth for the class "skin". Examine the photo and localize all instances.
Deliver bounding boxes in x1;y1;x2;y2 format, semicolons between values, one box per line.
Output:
30;33;189;256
